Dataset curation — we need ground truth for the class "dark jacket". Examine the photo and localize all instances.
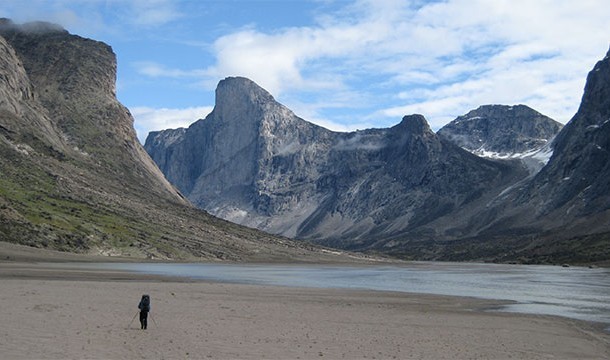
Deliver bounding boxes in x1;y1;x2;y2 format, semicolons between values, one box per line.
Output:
138;295;150;312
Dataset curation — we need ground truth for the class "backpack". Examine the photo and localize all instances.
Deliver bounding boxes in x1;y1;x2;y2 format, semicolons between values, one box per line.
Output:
139;294;150;311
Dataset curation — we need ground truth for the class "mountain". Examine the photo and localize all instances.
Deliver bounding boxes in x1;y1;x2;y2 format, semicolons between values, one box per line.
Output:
146;77;527;249
438;105;564;177
530;48;610;221
437;105;562;172
483;47;610;263
382;49;610;264
147;48;610;264
0;19;343;262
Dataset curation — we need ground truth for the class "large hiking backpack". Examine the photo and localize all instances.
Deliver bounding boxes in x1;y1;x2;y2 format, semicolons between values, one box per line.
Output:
139;294;150;312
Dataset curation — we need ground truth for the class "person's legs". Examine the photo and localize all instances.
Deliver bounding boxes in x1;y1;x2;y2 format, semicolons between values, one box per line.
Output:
139;311;146;329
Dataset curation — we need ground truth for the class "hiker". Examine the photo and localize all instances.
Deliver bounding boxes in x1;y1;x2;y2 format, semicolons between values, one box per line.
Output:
138;294;150;329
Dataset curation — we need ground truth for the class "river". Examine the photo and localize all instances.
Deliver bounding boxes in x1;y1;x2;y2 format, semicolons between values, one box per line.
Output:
75;261;610;329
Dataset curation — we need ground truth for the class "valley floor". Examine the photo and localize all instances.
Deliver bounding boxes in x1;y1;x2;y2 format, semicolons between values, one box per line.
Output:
0;260;609;359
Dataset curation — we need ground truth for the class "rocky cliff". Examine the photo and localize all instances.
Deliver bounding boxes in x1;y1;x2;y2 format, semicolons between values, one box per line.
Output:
505;48;610;242
498;47;610;259
0;20;339;262
532;48;610;219
0;19;179;199
146;77;527;248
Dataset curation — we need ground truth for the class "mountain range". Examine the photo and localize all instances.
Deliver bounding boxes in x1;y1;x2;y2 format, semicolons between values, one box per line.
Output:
1;19;607;264
147;49;610;264
0;19;348;262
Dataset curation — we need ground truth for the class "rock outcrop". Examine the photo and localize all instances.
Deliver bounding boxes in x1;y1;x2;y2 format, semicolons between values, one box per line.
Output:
0;18;179;199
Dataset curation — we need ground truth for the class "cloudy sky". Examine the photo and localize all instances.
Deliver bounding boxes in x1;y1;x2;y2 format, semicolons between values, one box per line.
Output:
2;0;610;143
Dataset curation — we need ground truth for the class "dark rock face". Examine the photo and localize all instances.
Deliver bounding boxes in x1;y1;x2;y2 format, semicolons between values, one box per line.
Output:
0;20;325;261
512;48;610;231
438;105;563;157
146;77;526;245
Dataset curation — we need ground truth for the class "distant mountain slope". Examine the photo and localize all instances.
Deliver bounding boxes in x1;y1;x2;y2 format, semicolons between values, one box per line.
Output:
438;105;562;161
438;105;562;157
0;19;339;262
146;77;527;248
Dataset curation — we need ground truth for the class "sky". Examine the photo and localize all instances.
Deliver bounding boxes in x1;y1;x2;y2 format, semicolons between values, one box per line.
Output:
2;0;610;143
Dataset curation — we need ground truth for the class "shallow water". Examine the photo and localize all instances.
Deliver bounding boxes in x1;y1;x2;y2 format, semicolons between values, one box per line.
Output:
78;262;610;328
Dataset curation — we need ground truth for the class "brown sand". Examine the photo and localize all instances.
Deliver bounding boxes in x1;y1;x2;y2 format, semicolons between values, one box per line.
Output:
0;261;608;359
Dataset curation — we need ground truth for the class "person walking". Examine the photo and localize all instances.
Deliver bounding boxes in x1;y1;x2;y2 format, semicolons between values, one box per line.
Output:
138;294;150;330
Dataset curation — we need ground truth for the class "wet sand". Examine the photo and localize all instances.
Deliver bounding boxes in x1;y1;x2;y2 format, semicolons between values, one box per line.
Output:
1;261;608;359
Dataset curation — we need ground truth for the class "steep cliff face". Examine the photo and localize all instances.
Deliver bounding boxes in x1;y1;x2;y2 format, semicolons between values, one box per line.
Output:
0;29;65;157
146;77;339;237
0;20;331;262
146;77;526;246
0;20;177;195
511;48;610;233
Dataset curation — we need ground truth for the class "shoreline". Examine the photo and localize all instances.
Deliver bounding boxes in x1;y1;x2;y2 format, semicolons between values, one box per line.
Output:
1;260;609;359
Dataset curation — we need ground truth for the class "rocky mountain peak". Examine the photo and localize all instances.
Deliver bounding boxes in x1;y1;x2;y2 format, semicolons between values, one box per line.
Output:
572;46;610;125
438;104;562;158
395;114;433;135
0;19;179;195
0;19;116;101
214;76;275;118
146;77;523;242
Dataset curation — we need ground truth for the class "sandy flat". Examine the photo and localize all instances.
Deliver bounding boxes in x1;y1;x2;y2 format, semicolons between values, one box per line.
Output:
0;262;608;359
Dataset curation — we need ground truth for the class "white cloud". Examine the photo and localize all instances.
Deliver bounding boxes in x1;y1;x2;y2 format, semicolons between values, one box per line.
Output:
3;0;608;138
127;0;183;27
130;0;610;131
4;1;610;132
134;61;206;78
131;106;213;143
0;0;184;39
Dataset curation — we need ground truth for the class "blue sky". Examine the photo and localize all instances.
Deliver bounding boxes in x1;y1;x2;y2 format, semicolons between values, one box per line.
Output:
2;0;610;143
